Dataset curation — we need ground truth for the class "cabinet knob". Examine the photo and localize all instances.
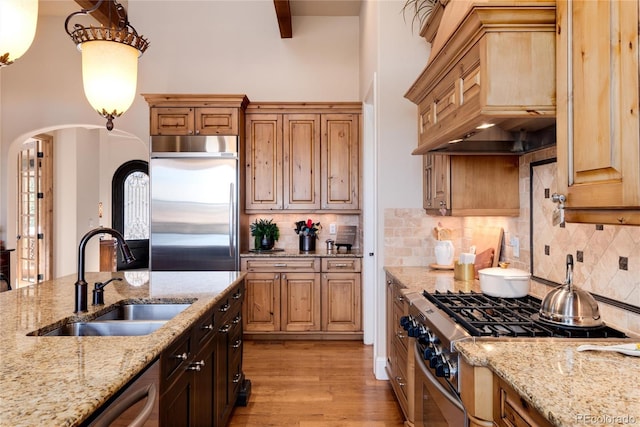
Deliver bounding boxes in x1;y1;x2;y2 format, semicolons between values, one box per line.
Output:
188;360;205;371
282;274;286;279
195;130;200;135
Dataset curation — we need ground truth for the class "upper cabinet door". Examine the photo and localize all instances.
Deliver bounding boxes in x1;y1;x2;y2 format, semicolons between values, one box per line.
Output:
557;0;640;224
321;114;359;210
245;114;283;210
283;114;321;210
196;107;239;135
150;107;195;135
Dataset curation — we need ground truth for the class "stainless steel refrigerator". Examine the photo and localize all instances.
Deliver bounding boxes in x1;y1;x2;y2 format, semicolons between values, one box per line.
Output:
150;135;239;271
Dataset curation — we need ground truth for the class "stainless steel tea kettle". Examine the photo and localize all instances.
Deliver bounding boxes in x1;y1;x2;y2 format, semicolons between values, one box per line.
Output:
537;254;603;328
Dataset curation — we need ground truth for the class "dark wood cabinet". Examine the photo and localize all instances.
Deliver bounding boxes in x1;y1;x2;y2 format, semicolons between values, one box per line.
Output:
159;280;245;427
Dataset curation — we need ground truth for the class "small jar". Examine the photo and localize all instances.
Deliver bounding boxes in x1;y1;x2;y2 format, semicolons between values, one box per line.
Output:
325;239;335;251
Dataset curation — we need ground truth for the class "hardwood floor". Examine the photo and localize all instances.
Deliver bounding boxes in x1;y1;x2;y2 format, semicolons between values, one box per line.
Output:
228;340;406;427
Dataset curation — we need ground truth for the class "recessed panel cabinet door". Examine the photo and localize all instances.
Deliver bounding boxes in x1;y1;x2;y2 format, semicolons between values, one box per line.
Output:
321;114;359;210
280;272;321;332
245;114;283;210
243;272;281;332
283;114;321;209
557;0;640;224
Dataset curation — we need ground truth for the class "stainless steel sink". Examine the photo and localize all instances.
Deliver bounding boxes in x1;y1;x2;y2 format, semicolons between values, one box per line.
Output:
43;320;167;336
93;303;192;321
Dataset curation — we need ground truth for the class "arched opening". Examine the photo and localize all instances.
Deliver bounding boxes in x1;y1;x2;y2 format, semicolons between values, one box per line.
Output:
112;159;149;270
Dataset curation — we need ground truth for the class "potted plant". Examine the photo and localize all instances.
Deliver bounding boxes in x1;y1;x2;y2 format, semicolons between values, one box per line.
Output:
250;219;280;250
294;219;321;252
402;0;440;34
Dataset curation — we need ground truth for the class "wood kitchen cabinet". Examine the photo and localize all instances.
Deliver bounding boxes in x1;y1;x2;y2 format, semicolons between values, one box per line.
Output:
142;94;249;136
423;154;519;216
245;103;360;212
242;257;321;333
459;357;552;427
320;258;361;332
159;280;245;427
242;256;362;339
385;274;414;424
405;4;556;153
556;0;640;225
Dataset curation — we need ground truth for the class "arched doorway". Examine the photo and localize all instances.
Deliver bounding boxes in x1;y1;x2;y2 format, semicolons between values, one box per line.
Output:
112;160;149;270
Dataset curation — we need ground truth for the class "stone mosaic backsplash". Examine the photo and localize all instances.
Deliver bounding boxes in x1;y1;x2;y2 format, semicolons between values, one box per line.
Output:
384;147;640;335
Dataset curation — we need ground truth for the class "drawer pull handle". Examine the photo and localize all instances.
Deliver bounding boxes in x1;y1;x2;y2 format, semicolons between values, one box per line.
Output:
232;339;242;348
396;331;406;339
219;303;230;312
219;324;231;333
173;352;188;361
233;373;242;383
188;360;205;371
273;263;287;267
396;296;404;302
201;323;214;331
232;315;242;325
233;291;242;300
395;376;405;387
333;263;349;267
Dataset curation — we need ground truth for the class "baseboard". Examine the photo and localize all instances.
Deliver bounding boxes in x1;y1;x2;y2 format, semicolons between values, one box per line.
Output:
374;356;389;380
244;332;364;341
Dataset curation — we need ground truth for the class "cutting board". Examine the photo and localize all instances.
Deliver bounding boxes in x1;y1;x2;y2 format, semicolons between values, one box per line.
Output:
470;226;503;268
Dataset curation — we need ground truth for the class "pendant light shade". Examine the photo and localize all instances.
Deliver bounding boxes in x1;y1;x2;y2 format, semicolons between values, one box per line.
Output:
80;40;139;128
65;0;149;131
0;0;39;67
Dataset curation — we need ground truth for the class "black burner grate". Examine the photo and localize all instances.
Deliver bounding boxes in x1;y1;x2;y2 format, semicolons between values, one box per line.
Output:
423;290;627;338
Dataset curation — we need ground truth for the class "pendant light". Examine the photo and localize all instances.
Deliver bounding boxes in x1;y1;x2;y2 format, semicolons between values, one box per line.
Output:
0;0;39;67
65;0;149;131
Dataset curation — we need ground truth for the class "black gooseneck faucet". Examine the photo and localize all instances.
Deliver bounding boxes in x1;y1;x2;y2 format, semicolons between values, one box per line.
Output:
74;227;136;313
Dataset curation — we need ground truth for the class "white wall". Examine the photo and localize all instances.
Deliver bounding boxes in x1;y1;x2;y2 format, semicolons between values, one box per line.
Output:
359;0;431;378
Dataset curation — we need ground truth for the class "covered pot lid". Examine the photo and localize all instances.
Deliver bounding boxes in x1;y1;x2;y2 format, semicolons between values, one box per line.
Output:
478;266;530;278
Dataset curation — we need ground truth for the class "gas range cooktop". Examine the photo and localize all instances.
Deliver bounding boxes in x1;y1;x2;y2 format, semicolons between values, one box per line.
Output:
422;290;628;339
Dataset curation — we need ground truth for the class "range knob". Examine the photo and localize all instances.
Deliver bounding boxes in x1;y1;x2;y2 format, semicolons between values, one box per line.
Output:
435;358;451;378
400;316;411;329
422;345;435;360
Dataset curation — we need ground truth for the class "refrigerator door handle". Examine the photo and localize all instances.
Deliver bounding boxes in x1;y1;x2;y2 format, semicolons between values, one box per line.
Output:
229;182;236;259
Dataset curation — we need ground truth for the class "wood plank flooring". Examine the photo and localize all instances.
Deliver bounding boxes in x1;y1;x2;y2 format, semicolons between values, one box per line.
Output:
228;340;406;427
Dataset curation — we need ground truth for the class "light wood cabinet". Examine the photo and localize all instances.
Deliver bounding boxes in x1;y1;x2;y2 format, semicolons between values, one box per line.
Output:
556;0;640;225
242;256;362;338
321;258;361;332
245;103;360;212
405;4;556;154
385;274;413;424
423;154;520;216
142;94;249;136
494;375;553;427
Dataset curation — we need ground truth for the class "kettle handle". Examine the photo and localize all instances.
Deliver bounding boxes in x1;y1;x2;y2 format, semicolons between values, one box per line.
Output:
565;254;574;289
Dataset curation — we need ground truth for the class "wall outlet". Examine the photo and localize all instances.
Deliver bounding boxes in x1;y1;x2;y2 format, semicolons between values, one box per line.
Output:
510;236;520;258
329;223;336;234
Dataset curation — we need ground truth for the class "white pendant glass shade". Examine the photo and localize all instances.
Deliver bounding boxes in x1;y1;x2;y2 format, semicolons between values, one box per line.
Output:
80;40;139;119
0;0;38;65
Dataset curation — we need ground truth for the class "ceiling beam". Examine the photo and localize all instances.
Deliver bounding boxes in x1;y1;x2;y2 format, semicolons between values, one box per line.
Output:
73;0;124;27
273;0;292;39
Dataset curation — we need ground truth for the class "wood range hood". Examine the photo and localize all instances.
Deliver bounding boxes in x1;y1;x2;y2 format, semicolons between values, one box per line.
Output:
405;2;557;156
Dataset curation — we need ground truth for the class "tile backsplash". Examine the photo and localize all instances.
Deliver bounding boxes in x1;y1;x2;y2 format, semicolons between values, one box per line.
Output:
384;146;640;334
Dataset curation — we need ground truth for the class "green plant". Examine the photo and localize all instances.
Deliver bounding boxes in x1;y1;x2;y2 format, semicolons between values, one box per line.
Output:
402;0;439;33
250;219;280;241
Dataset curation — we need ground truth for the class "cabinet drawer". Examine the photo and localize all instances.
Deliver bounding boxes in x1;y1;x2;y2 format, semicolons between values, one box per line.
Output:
161;330;192;387
193;308;215;346
321;257;361;272
242;257;320;272
494;376;553;427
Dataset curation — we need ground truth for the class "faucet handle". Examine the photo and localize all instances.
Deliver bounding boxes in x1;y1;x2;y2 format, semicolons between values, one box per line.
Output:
92;277;123;305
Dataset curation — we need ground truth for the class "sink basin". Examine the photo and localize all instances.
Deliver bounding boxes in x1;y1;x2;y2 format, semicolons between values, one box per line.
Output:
93;303;192;321
43;320;167;336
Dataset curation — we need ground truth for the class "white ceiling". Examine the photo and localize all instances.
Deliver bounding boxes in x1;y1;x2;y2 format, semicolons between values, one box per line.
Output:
39;0;362;17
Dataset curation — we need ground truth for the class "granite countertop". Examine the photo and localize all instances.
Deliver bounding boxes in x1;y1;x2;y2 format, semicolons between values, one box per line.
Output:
384;265;640;427
241;249;363;258
456;339;640;426
0;270;245;427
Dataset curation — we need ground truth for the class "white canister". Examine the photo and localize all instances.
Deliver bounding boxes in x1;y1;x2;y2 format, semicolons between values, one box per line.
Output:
434;240;454;266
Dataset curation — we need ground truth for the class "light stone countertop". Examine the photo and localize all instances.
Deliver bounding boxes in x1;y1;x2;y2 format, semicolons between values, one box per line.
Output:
0;270;245;427
384;266;640;427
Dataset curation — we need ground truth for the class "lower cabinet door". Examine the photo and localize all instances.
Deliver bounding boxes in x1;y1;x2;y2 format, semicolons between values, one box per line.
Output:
321;272;361;332
160;370;194;426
